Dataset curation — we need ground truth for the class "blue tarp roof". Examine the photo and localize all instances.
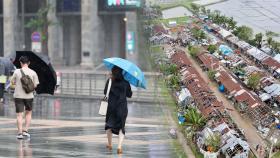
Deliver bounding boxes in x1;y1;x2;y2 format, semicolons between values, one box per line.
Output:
219;45;233;55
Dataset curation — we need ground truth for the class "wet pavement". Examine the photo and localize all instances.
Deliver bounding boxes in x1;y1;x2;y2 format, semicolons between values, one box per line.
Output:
0;95;177;158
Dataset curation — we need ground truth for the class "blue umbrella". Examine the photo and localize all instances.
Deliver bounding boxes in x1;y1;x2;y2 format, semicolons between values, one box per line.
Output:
103;57;146;89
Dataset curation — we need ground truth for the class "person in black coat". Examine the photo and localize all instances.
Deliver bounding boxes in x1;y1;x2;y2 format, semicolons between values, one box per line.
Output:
104;66;132;154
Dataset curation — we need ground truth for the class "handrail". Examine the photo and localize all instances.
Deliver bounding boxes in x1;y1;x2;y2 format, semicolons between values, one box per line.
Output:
56;72;162;102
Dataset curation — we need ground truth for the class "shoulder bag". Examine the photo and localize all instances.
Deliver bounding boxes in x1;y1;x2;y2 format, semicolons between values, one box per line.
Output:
98;79;112;116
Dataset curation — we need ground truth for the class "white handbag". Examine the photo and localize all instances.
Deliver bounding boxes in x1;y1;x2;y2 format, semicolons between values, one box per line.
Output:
99;79;112;116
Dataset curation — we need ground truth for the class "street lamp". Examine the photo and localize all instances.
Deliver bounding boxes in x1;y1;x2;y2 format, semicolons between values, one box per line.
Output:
269;137;278;158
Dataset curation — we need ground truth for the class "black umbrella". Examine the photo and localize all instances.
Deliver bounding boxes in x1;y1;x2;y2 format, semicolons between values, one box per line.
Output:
13;51;57;95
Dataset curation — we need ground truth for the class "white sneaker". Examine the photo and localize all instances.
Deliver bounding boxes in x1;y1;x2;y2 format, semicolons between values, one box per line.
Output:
23;131;30;138
16;133;24;139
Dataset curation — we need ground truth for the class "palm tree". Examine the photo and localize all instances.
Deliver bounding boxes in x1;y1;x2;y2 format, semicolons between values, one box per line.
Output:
254;33;263;48
200;6;206;15
267;37;273;48
220;15;228;27
247;73;261;91
184;108;206;131
206;9;211;16
227;17;237;31
190;3;200;15
271;41;280;53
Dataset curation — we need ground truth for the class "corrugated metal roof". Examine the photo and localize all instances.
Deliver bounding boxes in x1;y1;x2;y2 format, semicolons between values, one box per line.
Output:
247;47;269;61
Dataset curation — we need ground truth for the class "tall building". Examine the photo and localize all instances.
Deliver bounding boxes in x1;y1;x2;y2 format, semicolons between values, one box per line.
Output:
0;0;140;67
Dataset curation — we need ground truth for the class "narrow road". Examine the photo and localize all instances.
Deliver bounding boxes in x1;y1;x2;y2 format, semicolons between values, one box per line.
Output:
182;47;267;158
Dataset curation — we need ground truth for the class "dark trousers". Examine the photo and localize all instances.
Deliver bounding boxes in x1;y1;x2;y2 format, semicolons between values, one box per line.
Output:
0;83;4;98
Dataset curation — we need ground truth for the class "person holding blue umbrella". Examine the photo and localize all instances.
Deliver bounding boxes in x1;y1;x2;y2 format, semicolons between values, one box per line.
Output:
104;66;132;154
103;57;146;154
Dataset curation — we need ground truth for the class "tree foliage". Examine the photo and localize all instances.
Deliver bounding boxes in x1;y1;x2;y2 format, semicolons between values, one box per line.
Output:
227;17;237;31
190;3;200;14
233;25;253;42
265;31;280;54
160;63;178;75
200;6;206;15
184;108;206;131
167;75;180;90
25;4;55;53
191;28;206;41
267;37;273;46
255;33;263;48
208;11;237;31
189;46;201;57
266;31;279;38
206;9;211;16
207;69;216;81
247;73;261;90
25;5;52;40
271;41;280;53
207;44;217;53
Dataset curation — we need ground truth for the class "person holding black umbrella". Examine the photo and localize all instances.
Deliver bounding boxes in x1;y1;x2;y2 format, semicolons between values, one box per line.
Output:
104;66;132;154
11;56;39;139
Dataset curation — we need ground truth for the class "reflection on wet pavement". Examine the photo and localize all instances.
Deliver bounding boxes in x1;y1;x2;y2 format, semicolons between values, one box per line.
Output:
0;95;177;158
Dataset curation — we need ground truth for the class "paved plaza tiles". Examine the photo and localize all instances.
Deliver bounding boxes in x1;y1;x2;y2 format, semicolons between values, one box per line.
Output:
0;96;178;158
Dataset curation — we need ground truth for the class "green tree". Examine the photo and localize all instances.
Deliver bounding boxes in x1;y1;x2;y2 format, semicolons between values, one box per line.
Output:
191;28;206;41
233;66;245;76
266;31;279;38
247;73;261;90
199;30;206;40
207;44;217;53
25;5;54;53
200;6;206;15
208;12;215;21
206;9;211;16
271;41;280;53
190;3;200;15
205;133;221;152
233;25;253;42
227;17;237;31
166;75;180;90
219;15;228;27
254;33;263;48
184;108;206;131
207;69;216;81
160;63;178;75
267;37;273;47
189;46;201;57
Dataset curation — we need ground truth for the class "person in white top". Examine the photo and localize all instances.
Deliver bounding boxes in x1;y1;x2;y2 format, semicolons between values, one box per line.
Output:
11;56;39;139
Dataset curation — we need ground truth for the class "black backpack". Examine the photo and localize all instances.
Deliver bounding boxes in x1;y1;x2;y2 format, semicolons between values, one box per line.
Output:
20;69;35;93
